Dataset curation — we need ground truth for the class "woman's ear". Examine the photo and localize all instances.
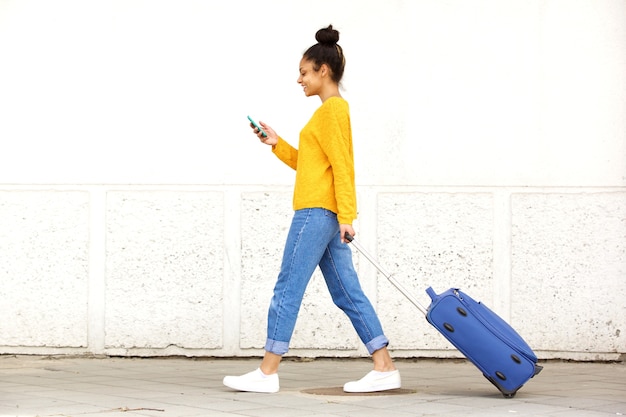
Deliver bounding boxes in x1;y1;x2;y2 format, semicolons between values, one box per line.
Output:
320;63;329;77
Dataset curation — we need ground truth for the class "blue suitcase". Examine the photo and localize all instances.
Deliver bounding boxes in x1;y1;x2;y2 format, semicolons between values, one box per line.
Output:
425;287;542;397
345;235;542;398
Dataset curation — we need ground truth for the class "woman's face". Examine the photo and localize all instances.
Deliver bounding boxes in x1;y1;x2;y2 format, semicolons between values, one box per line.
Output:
297;58;322;97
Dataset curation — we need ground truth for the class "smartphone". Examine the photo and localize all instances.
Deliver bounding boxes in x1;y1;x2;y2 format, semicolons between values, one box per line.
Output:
247;115;267;138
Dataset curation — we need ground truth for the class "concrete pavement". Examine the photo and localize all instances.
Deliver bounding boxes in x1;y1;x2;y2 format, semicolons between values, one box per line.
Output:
0;355;624;416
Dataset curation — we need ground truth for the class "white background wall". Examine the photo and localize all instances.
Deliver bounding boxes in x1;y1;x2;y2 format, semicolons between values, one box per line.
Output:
0;0;624;361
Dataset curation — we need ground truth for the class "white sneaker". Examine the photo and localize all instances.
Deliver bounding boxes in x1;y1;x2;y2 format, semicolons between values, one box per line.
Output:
343;370;401;393
223;368;279;393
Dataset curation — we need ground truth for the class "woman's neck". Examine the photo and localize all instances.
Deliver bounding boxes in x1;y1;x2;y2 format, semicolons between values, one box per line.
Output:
319;85;341;102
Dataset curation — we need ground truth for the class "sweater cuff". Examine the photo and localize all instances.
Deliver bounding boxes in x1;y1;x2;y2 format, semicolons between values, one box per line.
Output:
337;215;354;225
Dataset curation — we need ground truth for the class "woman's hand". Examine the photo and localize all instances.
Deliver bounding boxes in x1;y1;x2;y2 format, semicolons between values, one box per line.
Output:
250;121;278;146
340;224;355;243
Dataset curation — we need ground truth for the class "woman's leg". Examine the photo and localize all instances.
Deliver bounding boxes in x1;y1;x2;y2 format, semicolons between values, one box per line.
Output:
264;208;339;356
318;231;401;392
371;346;396;372
259;351;282;375
318;231;391;357
224;209;339;393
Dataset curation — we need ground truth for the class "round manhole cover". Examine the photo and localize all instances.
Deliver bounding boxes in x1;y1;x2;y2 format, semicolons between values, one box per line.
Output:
301;387;416;396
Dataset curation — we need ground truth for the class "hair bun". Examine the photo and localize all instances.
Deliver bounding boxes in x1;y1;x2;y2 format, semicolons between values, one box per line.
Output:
315;25;340;46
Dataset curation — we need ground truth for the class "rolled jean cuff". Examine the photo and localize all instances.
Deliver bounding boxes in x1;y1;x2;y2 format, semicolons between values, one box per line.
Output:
365;335;389;355
265;339;289;356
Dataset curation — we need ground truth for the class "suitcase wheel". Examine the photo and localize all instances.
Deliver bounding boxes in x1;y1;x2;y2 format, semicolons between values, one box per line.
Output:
484;374;519;399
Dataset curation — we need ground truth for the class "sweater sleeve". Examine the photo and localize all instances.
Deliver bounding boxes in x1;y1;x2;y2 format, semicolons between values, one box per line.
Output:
316;100;356;224
272;136;298;170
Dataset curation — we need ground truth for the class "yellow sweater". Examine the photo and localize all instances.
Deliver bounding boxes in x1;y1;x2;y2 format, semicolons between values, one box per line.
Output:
272;97;356;225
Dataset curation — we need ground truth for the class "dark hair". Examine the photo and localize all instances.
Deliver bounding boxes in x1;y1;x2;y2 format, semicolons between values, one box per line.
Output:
303;25;345;84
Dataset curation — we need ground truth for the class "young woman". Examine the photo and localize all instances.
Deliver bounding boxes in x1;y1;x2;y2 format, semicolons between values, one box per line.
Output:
223;25;400;394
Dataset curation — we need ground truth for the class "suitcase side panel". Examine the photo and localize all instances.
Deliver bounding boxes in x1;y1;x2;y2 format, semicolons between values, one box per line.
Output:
426;293;538;396
456;290;537;362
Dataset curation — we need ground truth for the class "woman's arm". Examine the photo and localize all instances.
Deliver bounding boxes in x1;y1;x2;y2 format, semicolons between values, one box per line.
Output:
317;100;357;226
272;137;298;170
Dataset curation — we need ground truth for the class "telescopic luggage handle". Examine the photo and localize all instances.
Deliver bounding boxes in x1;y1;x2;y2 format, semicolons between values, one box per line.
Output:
344;233;429;316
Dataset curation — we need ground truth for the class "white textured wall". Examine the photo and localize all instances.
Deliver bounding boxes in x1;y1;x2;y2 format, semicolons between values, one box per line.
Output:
104;191;224;351
511;193;626;358
0;0;624;361
0;192;90;348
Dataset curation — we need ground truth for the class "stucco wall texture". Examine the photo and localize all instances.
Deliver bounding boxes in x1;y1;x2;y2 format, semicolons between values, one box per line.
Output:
0;187;623;361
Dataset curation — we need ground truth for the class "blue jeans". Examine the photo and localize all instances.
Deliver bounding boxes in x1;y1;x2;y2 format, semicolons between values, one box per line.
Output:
264;208;389;356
